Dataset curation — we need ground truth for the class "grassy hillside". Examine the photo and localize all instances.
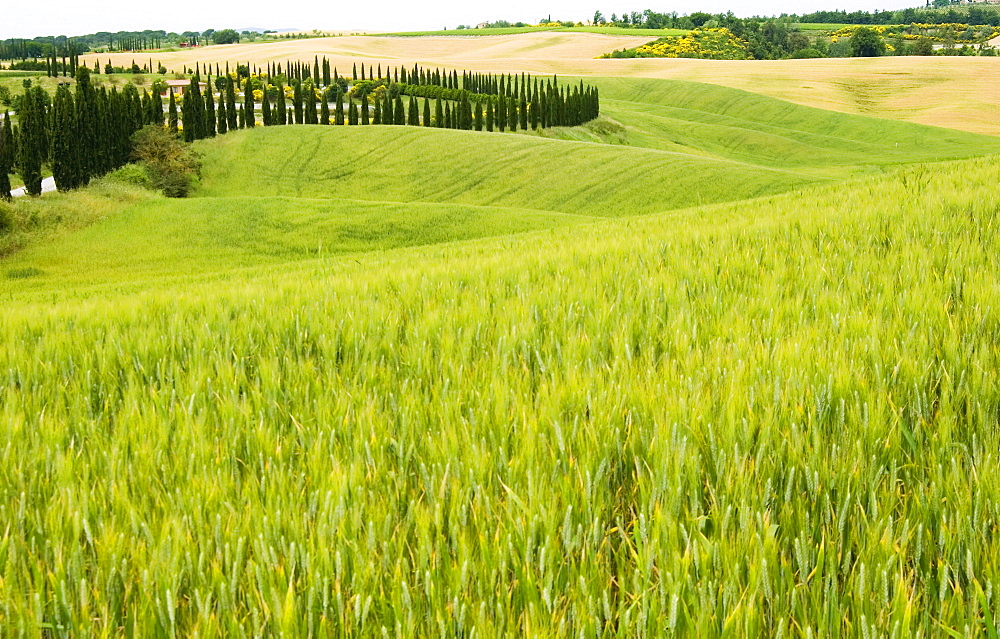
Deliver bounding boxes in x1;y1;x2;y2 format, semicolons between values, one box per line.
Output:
584;77;1000;171
2;152;1000;635
7;74;1000;292
195;125;818;213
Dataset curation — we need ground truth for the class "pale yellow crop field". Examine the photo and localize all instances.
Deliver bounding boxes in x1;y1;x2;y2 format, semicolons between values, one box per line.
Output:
81;33;1000;135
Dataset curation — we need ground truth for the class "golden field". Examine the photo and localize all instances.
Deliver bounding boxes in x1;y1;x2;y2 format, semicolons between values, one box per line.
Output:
82;32;1000;135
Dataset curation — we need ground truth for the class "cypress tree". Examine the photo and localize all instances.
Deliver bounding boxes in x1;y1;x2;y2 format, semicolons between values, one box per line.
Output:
383;93;393;125
0;112;14;200
407;96;418;126
360;95;369;125
314;56;320;84
320;90;330;124
473;100;483;131
226;78;238;131
497;94;507;132
306;84;318;124
373;97;382;125
261;91;271;126
244;79;255;128
394;95;404;125
519;97;528;130
422;98;430;127
486;100;494;132
75;66;98;184
335;93;344;125
293;82;304;124
507;96;518;131
462;95;473;130
217;100;228;134
140;89;151;125
352;63;357;80
322;58;331;86
347;96;357;125
276;83;287;125
434;97;443;128
17;86;46;196
182;88;195;141
168;89;179;134
444;103;452;129
205;86;216;137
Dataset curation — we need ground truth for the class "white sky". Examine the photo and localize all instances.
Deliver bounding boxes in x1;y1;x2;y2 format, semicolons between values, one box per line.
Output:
1;0;915;40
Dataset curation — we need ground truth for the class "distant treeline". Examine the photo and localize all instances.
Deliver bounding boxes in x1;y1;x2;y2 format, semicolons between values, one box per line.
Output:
0;29;256;61
794;5;1000;25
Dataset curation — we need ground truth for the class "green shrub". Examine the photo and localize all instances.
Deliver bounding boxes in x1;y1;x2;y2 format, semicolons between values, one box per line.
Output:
131;125;201;198
791;48;824;58
105;163;154;189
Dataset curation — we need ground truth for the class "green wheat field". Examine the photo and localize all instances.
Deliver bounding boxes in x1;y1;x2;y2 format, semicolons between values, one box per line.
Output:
2;73;1000;636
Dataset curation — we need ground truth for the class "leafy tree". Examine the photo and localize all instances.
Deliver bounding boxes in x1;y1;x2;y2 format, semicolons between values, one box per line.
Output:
850;27;886;57
913;37;934;56
131;124;200;197
213;29;240;44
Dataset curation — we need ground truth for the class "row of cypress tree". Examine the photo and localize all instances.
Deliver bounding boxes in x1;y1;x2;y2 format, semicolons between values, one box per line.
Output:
175;60;599;140
1;67;163;198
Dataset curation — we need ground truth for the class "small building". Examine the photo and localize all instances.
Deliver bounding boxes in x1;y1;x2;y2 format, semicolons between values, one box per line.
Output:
161;79;206;96
476;22;491;29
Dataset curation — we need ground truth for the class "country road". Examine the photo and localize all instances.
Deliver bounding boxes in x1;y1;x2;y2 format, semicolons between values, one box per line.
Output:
11;176;56;197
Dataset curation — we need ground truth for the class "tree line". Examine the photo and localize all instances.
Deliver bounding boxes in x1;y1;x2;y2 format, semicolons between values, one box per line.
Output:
176;60;599;142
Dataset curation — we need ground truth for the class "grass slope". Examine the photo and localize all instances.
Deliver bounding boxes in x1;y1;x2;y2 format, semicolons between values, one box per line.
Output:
554;77;1000;173
2;154;1000;635
3;194;590;289
195;125;817;215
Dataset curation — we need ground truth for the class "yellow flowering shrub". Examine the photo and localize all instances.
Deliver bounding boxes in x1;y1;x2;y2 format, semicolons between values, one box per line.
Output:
829;23;1000;44
632;28;751;60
